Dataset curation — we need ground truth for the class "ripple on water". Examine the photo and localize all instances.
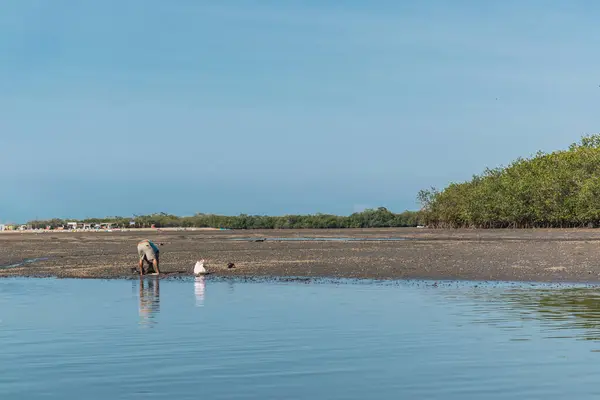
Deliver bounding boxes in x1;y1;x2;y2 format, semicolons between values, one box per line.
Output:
0;278;600;398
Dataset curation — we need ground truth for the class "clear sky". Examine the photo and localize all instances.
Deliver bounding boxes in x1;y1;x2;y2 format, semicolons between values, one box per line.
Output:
2;1;599;222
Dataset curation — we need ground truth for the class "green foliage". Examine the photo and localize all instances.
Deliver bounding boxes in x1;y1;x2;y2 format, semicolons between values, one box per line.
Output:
420;134;600;228
27;208;423;230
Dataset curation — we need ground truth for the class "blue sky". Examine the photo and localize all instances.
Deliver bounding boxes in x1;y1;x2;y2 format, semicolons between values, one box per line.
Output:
2;1;600;221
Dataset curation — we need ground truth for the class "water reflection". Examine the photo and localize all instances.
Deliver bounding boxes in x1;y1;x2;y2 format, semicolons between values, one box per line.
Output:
468;286;600;342
194;276;205;307
139;277;160;327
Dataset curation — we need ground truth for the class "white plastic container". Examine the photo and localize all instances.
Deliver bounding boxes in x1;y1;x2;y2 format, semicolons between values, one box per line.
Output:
194;260;207;275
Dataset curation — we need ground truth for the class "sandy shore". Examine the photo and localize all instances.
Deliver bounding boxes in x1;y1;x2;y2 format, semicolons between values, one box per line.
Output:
1;228;600;282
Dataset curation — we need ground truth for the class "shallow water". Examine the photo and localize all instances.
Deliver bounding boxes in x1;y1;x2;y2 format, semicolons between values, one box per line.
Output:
0;257;49;269
229;237;411;242
2;278;600;399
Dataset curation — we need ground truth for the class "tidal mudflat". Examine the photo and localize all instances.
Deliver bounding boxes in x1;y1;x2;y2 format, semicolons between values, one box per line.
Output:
1;228;600;282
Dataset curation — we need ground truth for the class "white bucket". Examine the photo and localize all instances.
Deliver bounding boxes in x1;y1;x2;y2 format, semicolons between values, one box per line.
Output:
194;260;207;275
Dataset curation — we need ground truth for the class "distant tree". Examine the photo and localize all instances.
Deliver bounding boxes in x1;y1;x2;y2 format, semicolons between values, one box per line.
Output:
26;209;422;229
419;134;600;228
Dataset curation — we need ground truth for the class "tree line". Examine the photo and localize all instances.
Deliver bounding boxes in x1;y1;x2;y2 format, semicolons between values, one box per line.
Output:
418;134;600;228
27;134;599;231
27;208;422;230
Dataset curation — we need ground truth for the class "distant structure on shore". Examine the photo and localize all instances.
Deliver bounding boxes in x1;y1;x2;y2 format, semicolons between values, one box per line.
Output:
0;224;16;231
0;224;210;233
65;222;113;231
0;222;116;233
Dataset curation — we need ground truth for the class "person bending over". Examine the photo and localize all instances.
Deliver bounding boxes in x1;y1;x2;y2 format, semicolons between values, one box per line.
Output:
137;239;161;276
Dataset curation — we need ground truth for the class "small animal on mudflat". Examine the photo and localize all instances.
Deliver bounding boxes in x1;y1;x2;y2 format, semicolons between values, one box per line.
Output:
227;262;235;269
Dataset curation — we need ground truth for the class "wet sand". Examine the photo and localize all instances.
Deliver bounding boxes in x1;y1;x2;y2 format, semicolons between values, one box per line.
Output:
1;228;600;282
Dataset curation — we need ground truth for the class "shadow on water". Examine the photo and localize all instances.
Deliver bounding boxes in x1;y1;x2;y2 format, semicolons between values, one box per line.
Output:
466;286;600;342
138;277;160;327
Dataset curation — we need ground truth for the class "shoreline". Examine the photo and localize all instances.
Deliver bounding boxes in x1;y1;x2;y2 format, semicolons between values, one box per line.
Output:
0;227;222;234
2;228;600;282
6;274;600;290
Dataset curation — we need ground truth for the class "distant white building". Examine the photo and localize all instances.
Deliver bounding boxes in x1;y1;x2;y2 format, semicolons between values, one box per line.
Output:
0;224;5;231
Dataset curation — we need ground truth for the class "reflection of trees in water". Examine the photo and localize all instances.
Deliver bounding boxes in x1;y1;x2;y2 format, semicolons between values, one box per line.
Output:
139;278;160;326
469;287;600;341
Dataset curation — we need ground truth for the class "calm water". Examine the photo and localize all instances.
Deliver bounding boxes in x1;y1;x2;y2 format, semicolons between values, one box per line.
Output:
229;237;411;242
2;277;600;399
